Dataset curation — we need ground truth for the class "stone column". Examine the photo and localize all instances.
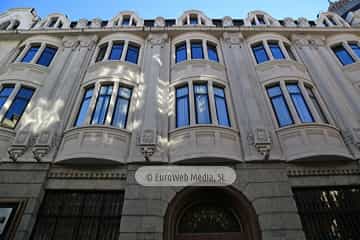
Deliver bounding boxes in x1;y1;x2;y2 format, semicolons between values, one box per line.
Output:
221;32;279;161
129;33;170;163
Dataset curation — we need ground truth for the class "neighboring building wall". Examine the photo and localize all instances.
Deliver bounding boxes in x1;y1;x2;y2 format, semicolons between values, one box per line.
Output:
0;7;359;240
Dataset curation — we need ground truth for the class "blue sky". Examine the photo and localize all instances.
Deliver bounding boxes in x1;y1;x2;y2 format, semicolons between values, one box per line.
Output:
1;0;329;21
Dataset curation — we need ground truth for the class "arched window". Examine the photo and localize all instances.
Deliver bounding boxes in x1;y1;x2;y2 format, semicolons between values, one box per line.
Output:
331;41;360;66
164;187;261;240
0;21;11;30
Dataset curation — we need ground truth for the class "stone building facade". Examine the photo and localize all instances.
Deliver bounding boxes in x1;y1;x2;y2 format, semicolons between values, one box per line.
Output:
0;7;359;240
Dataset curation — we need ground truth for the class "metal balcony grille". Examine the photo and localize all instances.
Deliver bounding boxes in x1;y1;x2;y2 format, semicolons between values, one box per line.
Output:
293;186;360;240
31;190;124;240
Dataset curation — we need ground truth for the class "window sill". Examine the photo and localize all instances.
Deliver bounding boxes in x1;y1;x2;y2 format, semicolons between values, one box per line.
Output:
170;124;238;134
172;59;224;70
275;123;353;162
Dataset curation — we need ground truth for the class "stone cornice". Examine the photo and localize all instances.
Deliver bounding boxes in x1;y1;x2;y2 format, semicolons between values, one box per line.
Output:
288;168;360;177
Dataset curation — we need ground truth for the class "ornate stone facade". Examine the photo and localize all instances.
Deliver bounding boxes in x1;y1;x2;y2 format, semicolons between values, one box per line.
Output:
0;7;359;240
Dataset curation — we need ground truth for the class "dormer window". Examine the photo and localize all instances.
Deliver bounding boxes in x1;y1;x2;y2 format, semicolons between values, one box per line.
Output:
122;15;130;26
189;15;198;25
331;41;360;66
257;15;266;25
0;21;10;30
48;17;58;28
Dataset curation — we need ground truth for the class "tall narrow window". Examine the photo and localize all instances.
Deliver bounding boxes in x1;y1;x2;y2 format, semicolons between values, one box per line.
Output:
285;44;296;61
257;15;266;24
267;85;293;127
125;43;139;64
305;86;328;123
176;86;189;127
0;85;14;110
323;20;329;27
327;16;337;26
194;84;211;124
207;43;219;62
269;41;285;60
349;43;360;58
2;87;34;128
91;85;113;125
48;17;58;28
252;43;269;64
74;87;94;127
112;87;132;128
122;16;130;26
21;45;40;63
189;15;198;25
109;41;124;60
176;42;187;63
36;46;57;67
95;43;108;62
214;86;230;126
286;84;314;123
191;41;204;59
332;45;355;65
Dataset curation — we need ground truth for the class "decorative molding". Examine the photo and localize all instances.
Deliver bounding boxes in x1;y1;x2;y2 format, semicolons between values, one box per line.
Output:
222;16;233;27
138;129;157;160
248;128;272;156
48;170;127;179
223;32;244;47
288;168;360;177
154;17;165;27
8;130;33;161
147;33;168;47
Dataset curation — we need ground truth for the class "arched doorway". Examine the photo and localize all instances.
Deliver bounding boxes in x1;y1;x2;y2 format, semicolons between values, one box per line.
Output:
164;187;261;240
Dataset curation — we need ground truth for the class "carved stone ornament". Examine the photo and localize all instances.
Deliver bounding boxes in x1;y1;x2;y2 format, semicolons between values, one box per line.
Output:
32;146;50;162
147;33;168;47
254;128;272;156
8;146;26;161
154;17;165;27
283;17;296;27
76;18;88;28
222;16;233;27
31;130;56;161
91;18;102;28
223;32;244;46
138;129;157;160
297;17;310;27
63;39;79;49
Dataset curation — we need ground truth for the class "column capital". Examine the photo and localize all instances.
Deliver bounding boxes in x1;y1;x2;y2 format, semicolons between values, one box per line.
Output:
147;33;168;47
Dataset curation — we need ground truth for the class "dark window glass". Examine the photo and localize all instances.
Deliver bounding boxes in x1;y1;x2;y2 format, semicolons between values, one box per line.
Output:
2;87;34;128
21;46;40;63
0;202;21;240
176;42;187;63
91;85;113;125
57;21;63;29
328;16;337;25
293;187;360;240
74;87;94;127
332;45;355;65
194;84;211;124
257;15;266;24
125;44;139;64
349;43;360;58
0;86;14;111
11;21;20;30
214;87;230;127
48;18;58;28
190;16;198;25
252;43;269;64
207;43;219;62
269;42;285;60
323;20;329;27
122;16;130;26
36;46;57;67
267;85;293;127
108;42;124;60
176;86;189;127
305;86;328;123
285;44;296;61
112;87;132;128
30;191;124;240
286;84;314;123
191;41;204;59
95;43;108;62
251;19;256;26
0;21;10;30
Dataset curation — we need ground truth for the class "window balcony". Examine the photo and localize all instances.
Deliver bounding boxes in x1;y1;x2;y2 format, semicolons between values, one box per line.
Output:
276;123;353;161
168;125;241;163
55;126;131;164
